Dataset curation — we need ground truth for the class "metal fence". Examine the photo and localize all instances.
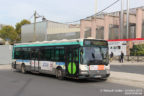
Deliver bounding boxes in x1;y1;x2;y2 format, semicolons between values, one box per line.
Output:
113;56;144;62
0;45;12;64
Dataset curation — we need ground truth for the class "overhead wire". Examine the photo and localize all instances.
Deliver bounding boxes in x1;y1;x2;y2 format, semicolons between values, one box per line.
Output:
64;0;120;24
28;0;120;24
28;14;34;21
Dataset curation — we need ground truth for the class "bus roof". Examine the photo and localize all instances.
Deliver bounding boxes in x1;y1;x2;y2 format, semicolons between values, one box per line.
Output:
14;39;107;48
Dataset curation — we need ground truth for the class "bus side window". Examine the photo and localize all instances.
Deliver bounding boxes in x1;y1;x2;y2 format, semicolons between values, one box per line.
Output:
31;49;35;60
17;48;24;59
75;48;79;62
55;48;59;61
72;48;79;62
14;48;21;59
80;48;83;64
38;48;43;60
40;48;46;60
36;48;40;60
31;48;40;60
51;48;55;61
22;48;29;60
44;47;52;61
59;49;64;62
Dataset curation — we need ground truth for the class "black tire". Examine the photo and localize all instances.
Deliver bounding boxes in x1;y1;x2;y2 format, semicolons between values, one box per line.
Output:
12;62;16;69
21;64;26;74
101;78;108;81
56;69;64;80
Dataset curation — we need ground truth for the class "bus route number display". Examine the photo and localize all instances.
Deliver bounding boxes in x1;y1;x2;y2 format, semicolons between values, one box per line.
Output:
84;40;107;46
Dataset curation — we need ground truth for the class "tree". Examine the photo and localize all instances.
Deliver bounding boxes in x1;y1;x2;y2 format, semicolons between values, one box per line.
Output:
15;19;31;41
130;44;144;56
0;25;17;44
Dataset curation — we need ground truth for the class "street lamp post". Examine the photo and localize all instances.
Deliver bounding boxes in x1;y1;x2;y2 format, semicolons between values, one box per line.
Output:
120;0;124;39
33;11;36;42
95;0;97;14
127;0;130;56
126;0;130;39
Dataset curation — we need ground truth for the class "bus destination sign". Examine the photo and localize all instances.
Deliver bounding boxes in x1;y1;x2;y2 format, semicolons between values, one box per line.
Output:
84;40;107;46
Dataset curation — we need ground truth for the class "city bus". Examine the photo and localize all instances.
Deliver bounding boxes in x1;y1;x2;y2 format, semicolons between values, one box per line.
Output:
12;39;110;80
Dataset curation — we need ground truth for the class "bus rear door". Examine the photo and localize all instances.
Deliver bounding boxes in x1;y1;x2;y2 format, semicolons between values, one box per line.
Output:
30;48;39;72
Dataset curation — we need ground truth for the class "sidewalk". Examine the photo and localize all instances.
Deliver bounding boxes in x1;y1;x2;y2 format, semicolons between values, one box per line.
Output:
110;61;144;65
0;64;11;70
109;71;144;88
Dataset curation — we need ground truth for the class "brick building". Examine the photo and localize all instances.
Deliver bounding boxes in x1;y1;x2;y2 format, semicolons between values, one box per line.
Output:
80;7;144;40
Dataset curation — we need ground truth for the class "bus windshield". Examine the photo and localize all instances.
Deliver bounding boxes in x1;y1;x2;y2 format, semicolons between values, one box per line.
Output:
81;47;109;65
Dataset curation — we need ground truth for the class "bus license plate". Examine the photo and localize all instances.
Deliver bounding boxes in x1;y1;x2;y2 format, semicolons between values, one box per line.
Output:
94;75;102;78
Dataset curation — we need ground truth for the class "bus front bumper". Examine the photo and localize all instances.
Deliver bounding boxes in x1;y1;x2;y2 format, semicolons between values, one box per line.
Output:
78;74;110;79
78;70;110;79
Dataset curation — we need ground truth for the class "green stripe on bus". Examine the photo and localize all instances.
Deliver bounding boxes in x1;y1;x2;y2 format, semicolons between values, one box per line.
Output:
14;41;83;48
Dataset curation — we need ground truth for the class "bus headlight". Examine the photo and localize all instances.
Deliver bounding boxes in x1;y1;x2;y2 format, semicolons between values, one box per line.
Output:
79;65;88;71
106;69;110;74
105;65;110;74
105;64;110;70
79;65;89;74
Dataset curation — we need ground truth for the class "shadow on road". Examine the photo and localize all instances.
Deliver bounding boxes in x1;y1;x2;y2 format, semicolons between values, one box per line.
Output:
13;70;107;83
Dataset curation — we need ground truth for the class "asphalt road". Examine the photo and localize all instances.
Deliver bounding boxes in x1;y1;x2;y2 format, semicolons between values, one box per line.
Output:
0;68;143;96
111;65;144;74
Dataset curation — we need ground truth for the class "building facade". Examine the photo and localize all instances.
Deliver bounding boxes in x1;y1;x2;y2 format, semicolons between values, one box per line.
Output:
21;21;80;43
80;7;144;40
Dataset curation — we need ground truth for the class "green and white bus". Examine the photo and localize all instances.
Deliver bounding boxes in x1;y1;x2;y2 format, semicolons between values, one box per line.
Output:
12;39;110;80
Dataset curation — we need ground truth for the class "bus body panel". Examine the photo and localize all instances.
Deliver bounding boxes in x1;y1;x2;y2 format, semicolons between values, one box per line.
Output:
12;39;110;79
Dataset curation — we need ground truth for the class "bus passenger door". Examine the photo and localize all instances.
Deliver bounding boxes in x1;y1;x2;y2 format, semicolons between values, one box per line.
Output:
30;49;39;72
65;46;79;77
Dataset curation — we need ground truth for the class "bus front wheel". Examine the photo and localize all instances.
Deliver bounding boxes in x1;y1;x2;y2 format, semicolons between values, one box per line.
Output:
21;64;26;74
56;69;63;80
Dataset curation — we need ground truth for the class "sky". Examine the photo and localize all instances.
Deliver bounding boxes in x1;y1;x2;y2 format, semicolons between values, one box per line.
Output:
0;0;144;26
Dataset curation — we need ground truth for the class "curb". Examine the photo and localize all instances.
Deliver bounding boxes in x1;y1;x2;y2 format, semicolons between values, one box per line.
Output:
110;62;144;65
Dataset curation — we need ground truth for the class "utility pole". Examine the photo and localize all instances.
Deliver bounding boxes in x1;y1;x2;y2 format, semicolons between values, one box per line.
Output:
120;0;124;39
127;0;130;56
126;0;130;39
45;20;48;41
95;0;97;14
33;11;36;42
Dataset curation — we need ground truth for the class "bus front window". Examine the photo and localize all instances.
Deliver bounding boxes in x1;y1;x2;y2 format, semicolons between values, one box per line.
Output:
81;47;108;65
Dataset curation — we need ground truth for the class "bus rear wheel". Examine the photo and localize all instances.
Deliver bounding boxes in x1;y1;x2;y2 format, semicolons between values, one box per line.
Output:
57;69;63;80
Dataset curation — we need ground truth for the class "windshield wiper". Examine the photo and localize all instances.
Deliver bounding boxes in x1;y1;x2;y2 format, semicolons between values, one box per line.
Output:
87;60;103;65
87;59;109;65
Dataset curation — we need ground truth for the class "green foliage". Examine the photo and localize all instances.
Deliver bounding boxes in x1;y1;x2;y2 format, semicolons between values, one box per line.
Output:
130;44;144;56
15;19;31;41
0;25;17;44
0;19;31;44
